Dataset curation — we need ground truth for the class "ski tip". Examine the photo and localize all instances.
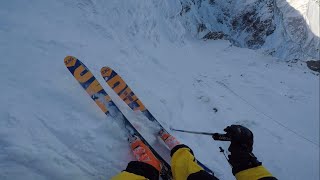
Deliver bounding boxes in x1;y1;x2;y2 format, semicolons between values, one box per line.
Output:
64;56;77;67
100;66;113;78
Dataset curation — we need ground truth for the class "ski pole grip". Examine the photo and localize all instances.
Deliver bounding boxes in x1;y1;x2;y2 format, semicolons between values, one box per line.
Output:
212;133;232;141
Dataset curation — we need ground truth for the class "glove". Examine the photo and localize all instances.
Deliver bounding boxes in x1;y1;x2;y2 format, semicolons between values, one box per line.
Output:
223;125;253;154
223;125;261;175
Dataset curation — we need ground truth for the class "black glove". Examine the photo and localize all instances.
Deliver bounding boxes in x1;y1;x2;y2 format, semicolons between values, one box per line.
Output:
224;125;253;154
223;125;261;175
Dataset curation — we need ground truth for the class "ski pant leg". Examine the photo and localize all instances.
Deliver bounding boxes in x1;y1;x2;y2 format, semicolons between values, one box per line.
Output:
110;161;159;180
170;144;219;180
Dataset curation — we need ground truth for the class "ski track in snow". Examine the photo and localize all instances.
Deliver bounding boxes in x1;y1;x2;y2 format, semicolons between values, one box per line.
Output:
0;0;319;180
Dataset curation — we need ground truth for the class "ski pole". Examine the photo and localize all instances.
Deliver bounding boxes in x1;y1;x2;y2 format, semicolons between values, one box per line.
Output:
170;127;233;167
219;147;232;168
170;127;215;135
170;127;232;141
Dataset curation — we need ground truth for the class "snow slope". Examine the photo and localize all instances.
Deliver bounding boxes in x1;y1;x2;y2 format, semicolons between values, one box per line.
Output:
0;0;319;180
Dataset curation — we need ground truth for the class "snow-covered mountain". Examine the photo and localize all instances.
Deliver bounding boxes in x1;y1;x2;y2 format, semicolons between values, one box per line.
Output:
178;0;319;60
287;0;319;37
0;0;319;180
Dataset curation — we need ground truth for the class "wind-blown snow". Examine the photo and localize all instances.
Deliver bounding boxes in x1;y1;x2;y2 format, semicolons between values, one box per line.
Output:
0;0;319;180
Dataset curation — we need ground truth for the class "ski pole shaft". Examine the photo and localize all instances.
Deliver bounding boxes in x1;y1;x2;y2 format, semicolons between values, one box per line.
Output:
170;128;231;141
170;128;215;135
219;147;232;168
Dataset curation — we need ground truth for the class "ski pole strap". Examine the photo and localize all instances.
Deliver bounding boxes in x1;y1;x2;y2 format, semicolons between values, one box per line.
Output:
212;133;232;141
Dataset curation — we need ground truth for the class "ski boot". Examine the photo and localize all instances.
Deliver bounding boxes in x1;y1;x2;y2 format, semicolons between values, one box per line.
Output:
128;135;161;172
158;129;181;150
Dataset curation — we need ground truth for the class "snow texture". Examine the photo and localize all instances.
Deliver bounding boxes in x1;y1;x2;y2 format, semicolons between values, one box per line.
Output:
0;0;319;180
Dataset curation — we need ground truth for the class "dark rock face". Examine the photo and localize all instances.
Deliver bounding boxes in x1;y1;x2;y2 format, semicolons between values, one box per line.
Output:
180;4;191;15
230;0;276;49
179;0;276;49
178;0;319;61
306;60;320;72
203;31;226;40
197;23;227;40
185;0;276;49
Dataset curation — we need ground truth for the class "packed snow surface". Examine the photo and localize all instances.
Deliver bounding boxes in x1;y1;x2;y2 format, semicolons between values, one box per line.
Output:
0;0;319;180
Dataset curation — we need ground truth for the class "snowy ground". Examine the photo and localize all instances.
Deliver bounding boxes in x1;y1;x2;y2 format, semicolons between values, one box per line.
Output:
0;0;319;180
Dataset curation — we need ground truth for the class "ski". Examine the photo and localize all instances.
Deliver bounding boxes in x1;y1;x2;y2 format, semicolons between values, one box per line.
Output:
64;56;172;180
100;66;215;175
